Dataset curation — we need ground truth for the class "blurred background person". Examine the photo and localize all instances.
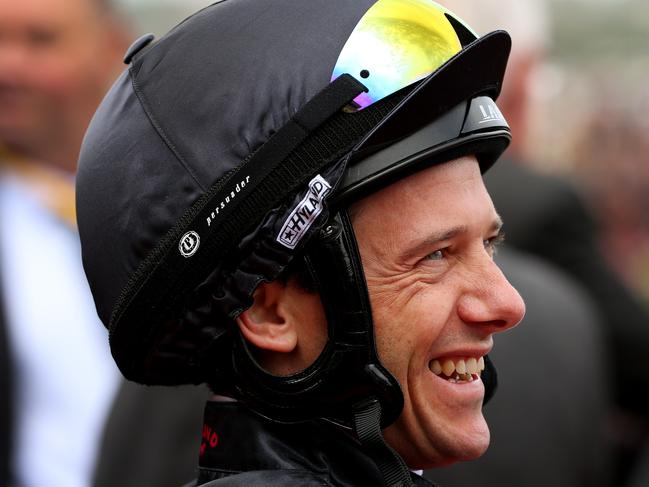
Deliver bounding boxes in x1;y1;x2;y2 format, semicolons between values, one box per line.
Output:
0;0;205;486
429;0;649;485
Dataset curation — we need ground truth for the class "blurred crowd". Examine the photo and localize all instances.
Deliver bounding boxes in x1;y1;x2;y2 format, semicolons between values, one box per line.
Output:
525;0;649;306
574;89;649;301
1;0;648;486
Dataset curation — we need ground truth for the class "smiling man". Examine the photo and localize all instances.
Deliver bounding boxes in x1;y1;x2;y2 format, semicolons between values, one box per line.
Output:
355;157;522;468
76;0;525;485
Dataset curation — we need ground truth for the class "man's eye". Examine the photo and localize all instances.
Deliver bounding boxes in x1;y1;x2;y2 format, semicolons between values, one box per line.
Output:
484;232;505;256
425;250;444;261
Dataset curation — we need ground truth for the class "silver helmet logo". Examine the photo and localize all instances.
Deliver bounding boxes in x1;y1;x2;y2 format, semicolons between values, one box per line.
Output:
179;231;200;258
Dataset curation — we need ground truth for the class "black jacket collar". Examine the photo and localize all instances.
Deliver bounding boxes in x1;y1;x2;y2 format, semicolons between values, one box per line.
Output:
197;401;436;486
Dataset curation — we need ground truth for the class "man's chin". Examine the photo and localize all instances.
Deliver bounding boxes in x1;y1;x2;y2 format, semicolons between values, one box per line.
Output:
449;427;491;469
456;433;490;462
403;420;491;470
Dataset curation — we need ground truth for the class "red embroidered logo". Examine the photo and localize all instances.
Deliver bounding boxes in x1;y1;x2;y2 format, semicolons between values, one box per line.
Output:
200;423;220;457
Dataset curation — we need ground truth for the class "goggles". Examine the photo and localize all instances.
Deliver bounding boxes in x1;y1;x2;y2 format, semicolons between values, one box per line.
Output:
332;0;478;110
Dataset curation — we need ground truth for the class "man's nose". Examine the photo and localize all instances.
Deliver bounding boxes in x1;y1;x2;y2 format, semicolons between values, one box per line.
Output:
457;258;526;333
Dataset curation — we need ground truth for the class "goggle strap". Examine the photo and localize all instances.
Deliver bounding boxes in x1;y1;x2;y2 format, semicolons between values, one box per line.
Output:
294;74;367;131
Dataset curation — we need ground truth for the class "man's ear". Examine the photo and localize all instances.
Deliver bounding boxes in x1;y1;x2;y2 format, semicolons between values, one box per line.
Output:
236;280;298;354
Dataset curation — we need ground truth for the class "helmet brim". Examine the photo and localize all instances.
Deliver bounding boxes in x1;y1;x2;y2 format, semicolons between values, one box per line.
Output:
333;30;512;205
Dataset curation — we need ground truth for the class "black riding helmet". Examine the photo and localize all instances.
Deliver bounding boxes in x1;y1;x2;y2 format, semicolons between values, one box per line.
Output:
77;0;510;456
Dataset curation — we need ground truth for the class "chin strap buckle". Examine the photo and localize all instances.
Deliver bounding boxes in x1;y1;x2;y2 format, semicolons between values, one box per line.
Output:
353;398;414;487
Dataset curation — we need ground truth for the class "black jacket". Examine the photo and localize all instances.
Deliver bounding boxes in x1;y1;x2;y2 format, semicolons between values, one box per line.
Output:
194;401;436;486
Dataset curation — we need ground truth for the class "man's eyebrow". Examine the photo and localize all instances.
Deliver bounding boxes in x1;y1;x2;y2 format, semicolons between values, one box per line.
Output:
401;217;504;260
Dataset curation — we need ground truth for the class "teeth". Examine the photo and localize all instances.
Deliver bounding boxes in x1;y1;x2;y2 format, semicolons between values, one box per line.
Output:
430;360;442;375
466;357;478;374
429;356;486;382
456;359;466;375
442;359;455;377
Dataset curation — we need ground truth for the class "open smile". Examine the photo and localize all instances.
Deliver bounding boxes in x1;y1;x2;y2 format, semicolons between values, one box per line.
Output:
428;356;485;384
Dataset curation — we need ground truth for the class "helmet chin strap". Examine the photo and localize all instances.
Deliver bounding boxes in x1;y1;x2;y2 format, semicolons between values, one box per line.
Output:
302;209;405;426
229;210;404;427
307;210;413;486
353;398;414;487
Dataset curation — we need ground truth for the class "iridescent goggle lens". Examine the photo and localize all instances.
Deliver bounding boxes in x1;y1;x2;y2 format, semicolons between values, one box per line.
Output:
331;0;477;110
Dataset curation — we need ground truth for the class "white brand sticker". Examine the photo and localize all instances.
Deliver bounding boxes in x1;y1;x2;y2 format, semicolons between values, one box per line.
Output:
179;231;200;258
277;175;332;250
478;101;505;124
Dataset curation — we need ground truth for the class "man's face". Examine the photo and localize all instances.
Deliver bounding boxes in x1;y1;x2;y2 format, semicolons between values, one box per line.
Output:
351;156;525;468
0;0;123;164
